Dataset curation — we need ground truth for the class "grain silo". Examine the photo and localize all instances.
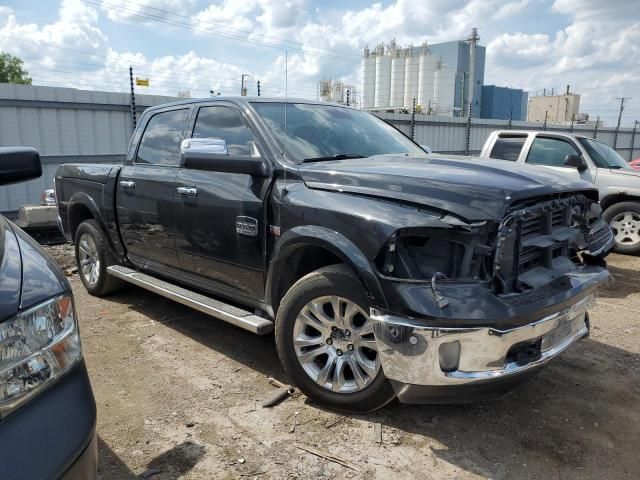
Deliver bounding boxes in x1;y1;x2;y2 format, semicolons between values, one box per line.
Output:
360;47;376;109
403;49;420;107
389;48;406;107
434;61;456;115
374;44;391;108
417;53;437;110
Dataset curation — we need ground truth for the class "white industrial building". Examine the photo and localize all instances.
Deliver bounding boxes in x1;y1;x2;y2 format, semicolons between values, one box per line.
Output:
318;79;357;107
361;29;484;117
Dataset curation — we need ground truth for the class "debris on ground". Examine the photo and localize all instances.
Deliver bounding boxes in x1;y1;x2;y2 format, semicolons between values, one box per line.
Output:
294;444;359;472
140;468;161;479
261;377;295;408
374;423;383;444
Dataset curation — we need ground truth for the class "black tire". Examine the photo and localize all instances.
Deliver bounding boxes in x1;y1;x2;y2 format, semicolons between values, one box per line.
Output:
74;220;124;296
275;264;396;413
603;202;640;255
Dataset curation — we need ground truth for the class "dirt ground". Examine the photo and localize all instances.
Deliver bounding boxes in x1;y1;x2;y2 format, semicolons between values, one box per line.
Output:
46;244;640;479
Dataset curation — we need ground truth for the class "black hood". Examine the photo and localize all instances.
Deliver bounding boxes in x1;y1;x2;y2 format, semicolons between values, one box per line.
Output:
298;155;598;221
0;216;68;322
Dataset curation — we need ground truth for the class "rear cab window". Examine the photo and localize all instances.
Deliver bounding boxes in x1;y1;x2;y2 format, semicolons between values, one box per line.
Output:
135;108;190;166
489;134;527;161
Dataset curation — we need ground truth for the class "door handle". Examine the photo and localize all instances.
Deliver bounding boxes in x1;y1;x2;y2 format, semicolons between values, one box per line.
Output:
119;180;135;189
177;186;198;197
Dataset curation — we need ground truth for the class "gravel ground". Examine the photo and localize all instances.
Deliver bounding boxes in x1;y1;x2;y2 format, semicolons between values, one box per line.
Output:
47;245;640;479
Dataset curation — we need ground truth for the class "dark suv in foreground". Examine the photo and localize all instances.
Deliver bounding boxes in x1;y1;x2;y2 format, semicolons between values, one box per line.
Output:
55;98;613;412
0;148;96;479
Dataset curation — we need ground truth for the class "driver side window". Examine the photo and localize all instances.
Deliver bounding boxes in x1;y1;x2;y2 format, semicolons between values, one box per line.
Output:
526;137;580;167
192;106;258;157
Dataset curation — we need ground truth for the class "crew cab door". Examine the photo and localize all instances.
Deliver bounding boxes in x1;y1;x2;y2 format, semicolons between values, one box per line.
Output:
116;107;190;271
524;135;595;183
175;103;271;300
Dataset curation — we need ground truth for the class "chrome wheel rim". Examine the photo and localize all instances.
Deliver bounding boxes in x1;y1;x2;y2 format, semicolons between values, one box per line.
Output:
610;212;640;247
78;233;100;286
293;296;380;393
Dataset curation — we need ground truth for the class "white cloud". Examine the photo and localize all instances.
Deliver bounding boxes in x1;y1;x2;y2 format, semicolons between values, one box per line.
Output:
0;0;107;69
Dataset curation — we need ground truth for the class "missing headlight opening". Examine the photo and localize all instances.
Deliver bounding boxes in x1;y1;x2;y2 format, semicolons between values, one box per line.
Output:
377;193;613;298
376;226;494;283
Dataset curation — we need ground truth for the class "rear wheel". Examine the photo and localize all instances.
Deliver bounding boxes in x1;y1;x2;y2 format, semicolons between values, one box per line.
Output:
275;264;396;413
604;202;640;254
75;220;124;296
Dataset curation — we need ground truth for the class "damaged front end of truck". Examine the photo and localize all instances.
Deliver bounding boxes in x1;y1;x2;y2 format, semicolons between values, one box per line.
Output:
370;191;614;402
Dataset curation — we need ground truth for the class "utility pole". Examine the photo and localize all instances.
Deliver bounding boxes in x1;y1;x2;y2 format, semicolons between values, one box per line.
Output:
593;116;599;139
630;120;639;161
241;74;250;96
613;97;629;149
129;66;137;130
570;113;575;133
256;80;261;97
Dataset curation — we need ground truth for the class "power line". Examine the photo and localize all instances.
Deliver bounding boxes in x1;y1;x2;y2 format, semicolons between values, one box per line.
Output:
99;0;361;61
83;0;361;64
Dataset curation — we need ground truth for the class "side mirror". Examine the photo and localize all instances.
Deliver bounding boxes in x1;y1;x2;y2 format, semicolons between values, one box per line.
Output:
0;147;42;186
180;138;268;177
564;153;587;171
420;145;432;154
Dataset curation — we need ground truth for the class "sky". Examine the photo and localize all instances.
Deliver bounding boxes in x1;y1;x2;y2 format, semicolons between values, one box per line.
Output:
0;0;638;126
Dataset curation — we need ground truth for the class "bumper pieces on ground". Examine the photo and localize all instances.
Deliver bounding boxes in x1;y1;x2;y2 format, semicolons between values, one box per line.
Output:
371;294;596;403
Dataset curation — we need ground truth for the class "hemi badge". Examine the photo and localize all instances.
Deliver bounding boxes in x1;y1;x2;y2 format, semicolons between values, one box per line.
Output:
269;225;281;236
236;217;258;237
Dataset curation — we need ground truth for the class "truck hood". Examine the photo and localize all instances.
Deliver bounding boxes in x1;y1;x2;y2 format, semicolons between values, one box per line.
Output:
0;216;68;322
298;155;598;221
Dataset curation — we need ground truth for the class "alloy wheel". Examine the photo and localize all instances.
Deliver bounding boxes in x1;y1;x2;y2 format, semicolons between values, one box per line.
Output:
292;295;380;393
78;233;100;286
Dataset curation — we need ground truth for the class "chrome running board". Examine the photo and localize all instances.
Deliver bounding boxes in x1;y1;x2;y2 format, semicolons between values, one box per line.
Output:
107;265;273;335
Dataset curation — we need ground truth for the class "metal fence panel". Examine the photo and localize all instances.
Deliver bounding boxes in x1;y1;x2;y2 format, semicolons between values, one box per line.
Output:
0;85;180;212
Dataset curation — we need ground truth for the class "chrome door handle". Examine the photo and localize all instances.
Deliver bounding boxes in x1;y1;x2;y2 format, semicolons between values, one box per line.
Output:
119;180;135;189
177;186;198;196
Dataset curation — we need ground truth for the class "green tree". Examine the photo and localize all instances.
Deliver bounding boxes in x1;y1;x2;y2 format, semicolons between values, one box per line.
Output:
0;52;32;85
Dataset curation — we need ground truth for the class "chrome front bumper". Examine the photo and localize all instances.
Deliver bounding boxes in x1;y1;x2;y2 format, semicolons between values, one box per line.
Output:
371;294;595;389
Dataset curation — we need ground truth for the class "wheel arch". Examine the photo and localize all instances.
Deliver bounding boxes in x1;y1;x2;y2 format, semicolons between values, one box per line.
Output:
266;226;387;318
67;193;119;256
601;193;640;211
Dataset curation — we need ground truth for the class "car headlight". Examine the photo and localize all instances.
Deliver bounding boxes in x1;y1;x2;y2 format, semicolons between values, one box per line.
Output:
0;294;82;419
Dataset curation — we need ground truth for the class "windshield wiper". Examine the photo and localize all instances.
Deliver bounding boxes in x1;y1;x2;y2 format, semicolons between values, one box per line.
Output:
302;153;365;163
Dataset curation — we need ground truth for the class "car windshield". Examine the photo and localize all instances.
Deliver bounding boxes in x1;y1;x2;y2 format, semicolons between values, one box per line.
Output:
250;102;426;163
578;137;631;170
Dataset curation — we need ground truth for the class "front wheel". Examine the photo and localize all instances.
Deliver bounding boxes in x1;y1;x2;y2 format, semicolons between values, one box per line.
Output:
275;264;396;413
603;202;640;255
75;220;124;296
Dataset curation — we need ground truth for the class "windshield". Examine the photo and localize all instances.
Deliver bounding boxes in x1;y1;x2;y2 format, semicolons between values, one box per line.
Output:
578;137;631;170
250;102;426;163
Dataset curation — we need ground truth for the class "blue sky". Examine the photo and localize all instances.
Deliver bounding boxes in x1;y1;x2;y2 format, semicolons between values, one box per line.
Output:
0;0;638;125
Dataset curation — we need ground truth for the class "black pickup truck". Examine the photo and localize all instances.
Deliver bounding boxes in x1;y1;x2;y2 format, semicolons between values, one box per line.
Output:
55;98;614;412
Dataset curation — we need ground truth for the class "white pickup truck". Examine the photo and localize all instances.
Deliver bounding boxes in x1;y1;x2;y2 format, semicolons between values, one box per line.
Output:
480;130;640;254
